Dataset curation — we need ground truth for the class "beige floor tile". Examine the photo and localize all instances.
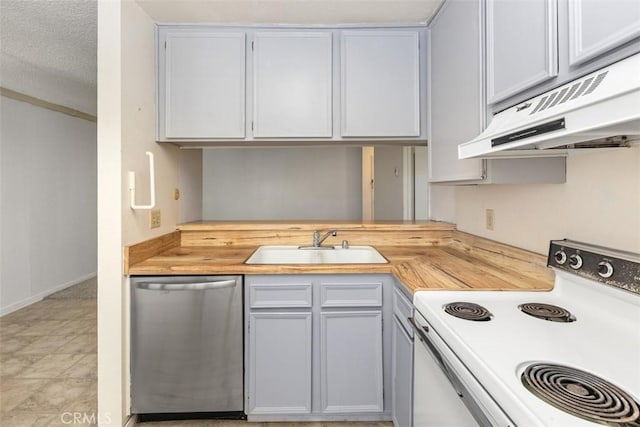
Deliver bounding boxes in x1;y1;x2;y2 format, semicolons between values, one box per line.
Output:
72;300;97;309
41;307;89;321
62;354;97;379
1;310;38;324
64;383;97;413
0;322;27;337
0;353;45;378
16;353;86;379
50;319;95;336
47;418;96;427
0;411;46;427
0;281;98;426
14;334;75;355
0;335;40;353
15;320;70;337
43;411;98;427
0;378;49;412
58;334;97;354
135;422;392;427
13;378;94;413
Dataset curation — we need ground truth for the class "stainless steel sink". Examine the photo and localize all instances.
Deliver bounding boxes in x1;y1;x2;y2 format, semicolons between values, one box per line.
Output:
245;245;388;264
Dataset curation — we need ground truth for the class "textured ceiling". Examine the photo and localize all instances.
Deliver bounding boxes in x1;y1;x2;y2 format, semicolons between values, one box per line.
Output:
0;0;440;115
0;0;97;114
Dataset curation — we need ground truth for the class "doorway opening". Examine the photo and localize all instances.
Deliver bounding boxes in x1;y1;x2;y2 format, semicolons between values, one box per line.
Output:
361;146;428;221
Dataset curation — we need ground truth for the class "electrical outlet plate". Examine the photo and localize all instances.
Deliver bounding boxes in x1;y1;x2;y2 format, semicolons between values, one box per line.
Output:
486;209;495;230
150;209;161;229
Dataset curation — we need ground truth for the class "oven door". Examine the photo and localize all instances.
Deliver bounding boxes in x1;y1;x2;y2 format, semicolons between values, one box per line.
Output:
410;310;514;427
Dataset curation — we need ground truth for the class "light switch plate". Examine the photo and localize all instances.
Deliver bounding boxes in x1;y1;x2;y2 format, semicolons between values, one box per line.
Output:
486;209;495;230
150;209;161;229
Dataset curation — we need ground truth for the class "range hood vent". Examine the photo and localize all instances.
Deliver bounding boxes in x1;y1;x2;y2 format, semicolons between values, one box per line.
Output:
459;53;640;159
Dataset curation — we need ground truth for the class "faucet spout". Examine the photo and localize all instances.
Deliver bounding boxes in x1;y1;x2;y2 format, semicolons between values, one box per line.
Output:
313;230;337;248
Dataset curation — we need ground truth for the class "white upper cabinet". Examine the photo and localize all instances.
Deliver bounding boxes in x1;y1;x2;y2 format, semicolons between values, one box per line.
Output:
568;0;640;66
163;32;246;139
340;31;420;137
253;32;333;138
429;0;566;184
428;0;484;182
487;0;640;112
156;26;425;143
486;0;558;104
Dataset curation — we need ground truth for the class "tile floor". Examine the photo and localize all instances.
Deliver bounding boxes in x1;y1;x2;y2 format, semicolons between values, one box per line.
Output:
139;422;392;427
1;295;97;427
0;283;391;427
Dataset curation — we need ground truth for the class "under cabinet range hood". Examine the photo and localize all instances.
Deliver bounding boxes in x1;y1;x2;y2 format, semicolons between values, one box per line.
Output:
458;53;640;159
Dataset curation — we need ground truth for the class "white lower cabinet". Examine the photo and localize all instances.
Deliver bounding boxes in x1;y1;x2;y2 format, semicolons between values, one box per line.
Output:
391;283;414;427
320;311;384;413
248;312;312;414
245;274;393;422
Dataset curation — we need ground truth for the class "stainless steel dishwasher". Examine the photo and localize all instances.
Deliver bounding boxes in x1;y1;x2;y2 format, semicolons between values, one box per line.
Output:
130;275;243;416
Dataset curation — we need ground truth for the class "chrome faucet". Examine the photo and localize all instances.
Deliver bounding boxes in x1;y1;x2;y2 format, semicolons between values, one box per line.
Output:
313;230;337;248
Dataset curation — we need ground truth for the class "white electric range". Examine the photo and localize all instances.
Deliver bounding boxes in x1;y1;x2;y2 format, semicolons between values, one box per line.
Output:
412;239;640;427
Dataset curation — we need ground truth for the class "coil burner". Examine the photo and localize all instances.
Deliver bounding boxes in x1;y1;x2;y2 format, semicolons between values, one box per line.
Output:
522;363;640;426
443;302;492;321
518;302;576;322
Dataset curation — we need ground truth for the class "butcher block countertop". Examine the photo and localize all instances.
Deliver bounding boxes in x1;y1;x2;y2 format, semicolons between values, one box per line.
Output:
125;221;555;293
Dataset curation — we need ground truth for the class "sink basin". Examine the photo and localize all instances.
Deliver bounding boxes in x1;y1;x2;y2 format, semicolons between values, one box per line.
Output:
245;245;388;264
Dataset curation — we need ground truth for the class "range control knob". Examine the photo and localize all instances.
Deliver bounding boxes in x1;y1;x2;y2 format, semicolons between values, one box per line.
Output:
597;261;614;278
554;250;567;265
569;254;583;270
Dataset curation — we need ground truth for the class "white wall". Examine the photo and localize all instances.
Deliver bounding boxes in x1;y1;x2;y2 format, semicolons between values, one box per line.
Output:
451;147;640;254
98;1;181;424
202;147;362;219
0;96;96;314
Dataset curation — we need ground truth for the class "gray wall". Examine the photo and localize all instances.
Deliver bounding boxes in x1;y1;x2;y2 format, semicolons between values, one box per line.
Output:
1;96;97;314
374;146;404;220
178;149;203;223
203;147;362;220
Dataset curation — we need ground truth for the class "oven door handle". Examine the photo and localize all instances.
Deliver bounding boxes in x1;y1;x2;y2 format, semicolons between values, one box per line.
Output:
408;316;465;397
409;316;513;427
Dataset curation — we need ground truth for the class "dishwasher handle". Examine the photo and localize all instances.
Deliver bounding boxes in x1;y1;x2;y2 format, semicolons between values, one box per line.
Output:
138;279;237;291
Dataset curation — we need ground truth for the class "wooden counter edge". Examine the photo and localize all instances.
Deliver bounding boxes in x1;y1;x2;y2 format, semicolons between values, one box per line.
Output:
123;231;180;275
451;231;549;268
177;220;456;232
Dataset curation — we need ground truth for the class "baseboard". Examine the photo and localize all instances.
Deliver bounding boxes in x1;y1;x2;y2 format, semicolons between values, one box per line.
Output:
0;272;97;316
124;414;138;427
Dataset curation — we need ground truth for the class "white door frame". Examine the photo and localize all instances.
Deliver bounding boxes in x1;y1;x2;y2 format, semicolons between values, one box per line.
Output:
362;147;374;221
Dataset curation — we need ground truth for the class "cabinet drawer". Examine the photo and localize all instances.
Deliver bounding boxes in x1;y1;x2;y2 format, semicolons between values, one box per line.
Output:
320;282;382;308
393;286;413;338
249;283;313;308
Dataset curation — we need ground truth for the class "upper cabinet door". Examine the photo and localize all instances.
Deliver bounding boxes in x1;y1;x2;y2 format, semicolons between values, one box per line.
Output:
428;0;484;182
253;32;333;138
487;0;558;104
568;0;640;66
341;31;420;137
164;32;246;138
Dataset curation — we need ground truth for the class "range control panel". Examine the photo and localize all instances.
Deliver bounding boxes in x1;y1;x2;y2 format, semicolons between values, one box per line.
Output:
548;239;640;295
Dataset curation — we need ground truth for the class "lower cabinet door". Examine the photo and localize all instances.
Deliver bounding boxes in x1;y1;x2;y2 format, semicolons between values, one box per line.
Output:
320;310;384;413
248;312;312;414
392;315;413;427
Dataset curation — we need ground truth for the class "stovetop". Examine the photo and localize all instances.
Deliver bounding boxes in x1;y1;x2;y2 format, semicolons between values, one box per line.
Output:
413;240;640;426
